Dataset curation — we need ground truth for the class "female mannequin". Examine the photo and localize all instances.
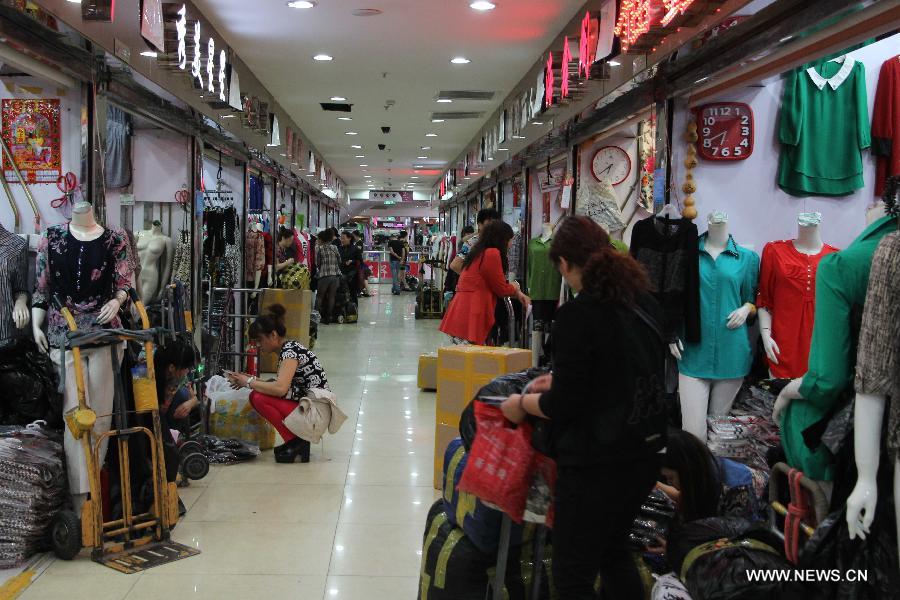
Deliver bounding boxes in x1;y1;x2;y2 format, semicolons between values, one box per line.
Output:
136;220;174;304
677;212;759;442
757;213;838;379
31;201;133;509
0;223;29;342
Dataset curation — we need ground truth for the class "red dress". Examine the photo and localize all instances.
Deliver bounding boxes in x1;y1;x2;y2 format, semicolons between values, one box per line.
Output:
756;240;839;379
872;57;900;197
440;248;517;345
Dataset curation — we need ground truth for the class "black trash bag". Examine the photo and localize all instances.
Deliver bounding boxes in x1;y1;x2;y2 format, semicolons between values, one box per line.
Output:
669;517;793;600
198;434;261;464
419;500;493;600
798;506;900;600
0;339;62;428
459;368;549;452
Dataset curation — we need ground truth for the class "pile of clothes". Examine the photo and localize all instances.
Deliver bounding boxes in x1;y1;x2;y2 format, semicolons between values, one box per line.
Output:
707;381;782;470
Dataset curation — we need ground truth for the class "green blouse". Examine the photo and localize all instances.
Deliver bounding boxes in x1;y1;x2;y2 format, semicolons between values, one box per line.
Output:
778;57;870;196
783;216;898;480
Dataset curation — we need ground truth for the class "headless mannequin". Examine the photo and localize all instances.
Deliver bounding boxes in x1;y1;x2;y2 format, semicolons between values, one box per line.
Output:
759;213;825;367
0;224;29;331
540;221;553;243
32;202;124;353
136;220;174;304
677;212;753;442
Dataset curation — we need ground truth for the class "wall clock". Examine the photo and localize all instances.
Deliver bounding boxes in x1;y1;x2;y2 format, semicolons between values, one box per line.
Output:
591;145;631;185
697;102;754;161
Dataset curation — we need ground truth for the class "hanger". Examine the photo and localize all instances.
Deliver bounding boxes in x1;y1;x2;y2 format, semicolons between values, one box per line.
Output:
656;203;681;221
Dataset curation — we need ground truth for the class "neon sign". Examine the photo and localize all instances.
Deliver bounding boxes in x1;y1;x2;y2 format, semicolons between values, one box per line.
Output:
561;37;571;99
191;21;203;88
175;5;187;70
206;38;215;94
218;50;227;102
662;0;696;26
172;5;228;102
578;11;599;78
544;52;554;108
614;0;651;53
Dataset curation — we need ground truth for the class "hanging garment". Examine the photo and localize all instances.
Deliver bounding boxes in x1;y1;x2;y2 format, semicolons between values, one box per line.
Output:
507;230;524;280
32;225;134;349
575;177;626;233
778;56;870;196
679;234;759;380
756;240;839;379
0;231;28;343
856;231;900;463
248;175;264;211
244;229;266;283
783;216;897;480
527;237;562;302
104;106;132;189
172;235;192;296
629;217;701;343
872;56;900;197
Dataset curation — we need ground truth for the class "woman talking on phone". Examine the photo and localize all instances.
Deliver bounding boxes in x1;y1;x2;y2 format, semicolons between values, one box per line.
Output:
226;304;329;464
500;216;667;599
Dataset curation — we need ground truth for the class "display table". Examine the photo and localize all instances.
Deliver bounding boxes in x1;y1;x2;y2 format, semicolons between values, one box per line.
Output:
364;250;422;283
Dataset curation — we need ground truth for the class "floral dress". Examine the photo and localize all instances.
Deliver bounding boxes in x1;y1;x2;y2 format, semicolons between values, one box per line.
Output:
32;224;134;348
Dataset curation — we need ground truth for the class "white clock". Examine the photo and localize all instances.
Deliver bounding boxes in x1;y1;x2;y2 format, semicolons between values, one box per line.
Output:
591;145;631;185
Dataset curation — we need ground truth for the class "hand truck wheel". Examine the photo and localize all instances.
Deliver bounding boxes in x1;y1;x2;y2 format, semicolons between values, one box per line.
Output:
182;452;210;481
179;440;203;456
50;509;82;560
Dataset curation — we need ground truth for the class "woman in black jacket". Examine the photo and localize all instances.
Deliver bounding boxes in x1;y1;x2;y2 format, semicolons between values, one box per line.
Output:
502;216;667;600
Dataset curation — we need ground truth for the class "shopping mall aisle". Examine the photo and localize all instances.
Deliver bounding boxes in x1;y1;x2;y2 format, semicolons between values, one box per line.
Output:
19;287;444;600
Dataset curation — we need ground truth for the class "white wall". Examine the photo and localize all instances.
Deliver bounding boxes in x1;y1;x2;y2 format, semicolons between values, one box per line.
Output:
671;35;899;252
0;76;82;233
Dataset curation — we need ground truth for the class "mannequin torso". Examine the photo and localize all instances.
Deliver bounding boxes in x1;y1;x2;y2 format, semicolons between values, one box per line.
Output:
704;221;729;261
136;222;174;304
69;202;104;242
792;223;825;255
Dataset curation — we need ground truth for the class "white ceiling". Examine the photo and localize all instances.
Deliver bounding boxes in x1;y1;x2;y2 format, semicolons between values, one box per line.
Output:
191;0;587;195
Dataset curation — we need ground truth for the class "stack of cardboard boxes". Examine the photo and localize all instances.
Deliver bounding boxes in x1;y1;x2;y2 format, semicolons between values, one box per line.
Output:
433;345;532;488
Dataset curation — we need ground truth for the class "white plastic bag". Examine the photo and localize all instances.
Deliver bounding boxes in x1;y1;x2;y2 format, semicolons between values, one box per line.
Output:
204;375;251;413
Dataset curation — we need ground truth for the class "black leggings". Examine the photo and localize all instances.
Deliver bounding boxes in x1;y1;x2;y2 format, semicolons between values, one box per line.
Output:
552;456;660;599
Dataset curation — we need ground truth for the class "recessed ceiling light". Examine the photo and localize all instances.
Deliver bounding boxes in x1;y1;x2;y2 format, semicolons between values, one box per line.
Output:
432;119;445;123
533;121;544;125
425;133;437;137
140;50;158;58
512;135;526;139
470;1;496;10
351;145;362;149
355;155;365;158
359;164;368;167
608;60;622;66
287;0;317;7
450;57;471;65
411;176;419;179
345;131;358;135
436;99;453;103
417;156;428;159
498;148;508;151
330;96;347;101
465;176;471;180
364;175;372;178
414;165;423;168
338;116;352;121
313;54;333;61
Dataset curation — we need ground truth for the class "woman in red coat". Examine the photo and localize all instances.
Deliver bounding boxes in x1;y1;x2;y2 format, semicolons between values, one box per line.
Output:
440;221;530;344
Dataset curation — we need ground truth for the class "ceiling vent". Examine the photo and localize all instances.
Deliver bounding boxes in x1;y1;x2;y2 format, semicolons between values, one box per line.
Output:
437;90;495;101
431;111;485;120
320;103;352;112
381;126;391;134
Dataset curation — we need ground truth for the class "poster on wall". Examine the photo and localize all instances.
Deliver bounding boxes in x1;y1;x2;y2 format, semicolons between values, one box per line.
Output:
2;99;61;184
140;0;164;52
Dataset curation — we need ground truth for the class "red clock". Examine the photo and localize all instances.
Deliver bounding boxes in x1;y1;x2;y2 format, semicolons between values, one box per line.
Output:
697;102;753;161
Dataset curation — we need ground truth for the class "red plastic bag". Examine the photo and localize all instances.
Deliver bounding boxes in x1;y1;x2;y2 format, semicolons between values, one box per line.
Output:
458;402;535;522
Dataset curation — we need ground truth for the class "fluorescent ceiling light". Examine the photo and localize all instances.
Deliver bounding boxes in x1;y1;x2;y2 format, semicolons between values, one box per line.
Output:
608;60;621;66
313;54;333;61
464;176;471;180
421;146;431;150
411;176;419;179
355;155;365;158
450;57;471;65
359;164;368;167
417;156;428;159
364;175;372;178
287;0;317;7
425;133;437;137
345;131;359;135
497;147;508;151
220;114;236;119
512;134;526;139
414;165;423;168
338;117;352;121
436;99;453;103
140;50;158;58
351;145;362;149
330;96;347;101
432;119;445;123
470;1;496;10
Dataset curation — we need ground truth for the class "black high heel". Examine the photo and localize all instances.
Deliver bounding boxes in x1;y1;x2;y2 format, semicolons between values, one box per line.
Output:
275;438;311;464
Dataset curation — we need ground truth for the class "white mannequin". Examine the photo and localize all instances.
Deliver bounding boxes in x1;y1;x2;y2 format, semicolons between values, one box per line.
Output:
759;213;825;366
32;202;124;353
0;224;29;330
136;221;174;305
676;212;752;442
540;222;554;243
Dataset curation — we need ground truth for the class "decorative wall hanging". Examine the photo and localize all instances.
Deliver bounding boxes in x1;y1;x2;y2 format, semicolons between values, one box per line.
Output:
2;99;61;184
682;121;699;219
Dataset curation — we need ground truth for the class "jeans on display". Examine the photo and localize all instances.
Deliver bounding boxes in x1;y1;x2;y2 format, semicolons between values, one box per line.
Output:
390;259;402;294
552;455;660;600
249;391;299;442
316;275;341;322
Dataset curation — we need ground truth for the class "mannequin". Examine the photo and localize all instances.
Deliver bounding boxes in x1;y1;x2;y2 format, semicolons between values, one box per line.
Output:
31;201;133;509
677;211;759;442
136;220;174;304
540;221;553;243
528;222;561;322
0;223;29;342
757;212;838;379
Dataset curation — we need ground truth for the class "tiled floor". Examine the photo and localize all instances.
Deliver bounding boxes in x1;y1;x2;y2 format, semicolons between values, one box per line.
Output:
19;286;443;600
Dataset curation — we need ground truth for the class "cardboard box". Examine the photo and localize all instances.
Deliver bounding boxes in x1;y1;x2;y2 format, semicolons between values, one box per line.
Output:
436;345;532;427
259;288;313;372
433;421;460;489
418;353;438;390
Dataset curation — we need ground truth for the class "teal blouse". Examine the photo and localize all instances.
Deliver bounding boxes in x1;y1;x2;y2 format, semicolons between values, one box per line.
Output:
679;235;760;380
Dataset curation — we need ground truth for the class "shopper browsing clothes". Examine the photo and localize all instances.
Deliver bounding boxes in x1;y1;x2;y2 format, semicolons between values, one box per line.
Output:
449;208;499;274
339;231;363;299
500;216;667;600
274;227;298;283
387;231;407;295
315;229;343;324
226;304;329;463
439;221;530;345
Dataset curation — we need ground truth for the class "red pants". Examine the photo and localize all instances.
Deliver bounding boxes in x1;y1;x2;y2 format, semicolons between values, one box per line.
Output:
249;391;298;442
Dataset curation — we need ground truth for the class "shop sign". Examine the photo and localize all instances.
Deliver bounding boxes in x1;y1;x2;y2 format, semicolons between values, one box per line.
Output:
694;15;750;48
141;0;165;52
544;52;555;108
170;4;227;103
370;191;413;203
615;0;706;52
82;0;115;22
578;11;600;78
561;37;572;99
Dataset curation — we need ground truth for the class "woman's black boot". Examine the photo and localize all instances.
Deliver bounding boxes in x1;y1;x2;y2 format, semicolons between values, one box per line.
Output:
275;438;310;464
